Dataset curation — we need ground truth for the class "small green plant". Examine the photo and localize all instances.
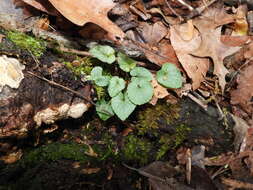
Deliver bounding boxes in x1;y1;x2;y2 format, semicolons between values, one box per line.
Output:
88;45;183;121
89;45;115;64
156;63;182;88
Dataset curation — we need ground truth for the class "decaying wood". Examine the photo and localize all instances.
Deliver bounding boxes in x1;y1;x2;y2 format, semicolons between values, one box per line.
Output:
0;50;92;141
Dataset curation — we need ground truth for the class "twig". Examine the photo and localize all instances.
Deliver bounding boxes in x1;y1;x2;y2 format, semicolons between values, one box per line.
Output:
59;45;91;56
165;0;184;21
26;71;95;105
221;177;253;189
187;0;218;19
123;163;167;183
186;93;208;111
176;0;194;11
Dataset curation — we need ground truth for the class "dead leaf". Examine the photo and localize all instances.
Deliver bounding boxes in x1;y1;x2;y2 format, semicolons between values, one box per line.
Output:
81;167;101;174
85;145;98;157
221;35;250;47
230;114;250;152
48;0;125;40
170;24;210;90
232;5;248;36
124;161;193;190
244;41;253;59
0;149;22;164
150;76;169;105
140;21;168;44
144;39;180;66
21;0;59;16
191;6;241;91
231;63;253;114
121;128;133;136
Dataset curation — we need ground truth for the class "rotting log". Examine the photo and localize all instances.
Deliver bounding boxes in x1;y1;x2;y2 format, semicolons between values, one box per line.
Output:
0;39;93;160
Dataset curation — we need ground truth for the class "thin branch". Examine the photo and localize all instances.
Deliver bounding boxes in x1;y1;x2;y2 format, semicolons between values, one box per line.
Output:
26;71;95;105
165;0;184;21
187;0;218;19
176;0;194;11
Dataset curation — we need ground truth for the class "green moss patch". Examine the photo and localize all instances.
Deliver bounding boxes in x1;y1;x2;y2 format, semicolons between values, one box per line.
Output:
21;142;90;167
122;135;153;164
7;31;46;57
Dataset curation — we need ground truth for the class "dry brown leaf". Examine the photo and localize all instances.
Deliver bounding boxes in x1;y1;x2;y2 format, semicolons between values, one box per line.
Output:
0;150;22;164
140;21;168;45
244;42;253;59
191;7;241;91
221;35;250;47
231;63;253;114
170;24;209;90
144;39;180;66
48;0;125;40
21;0;59;16
149;76;169;105
232;5;248;36
81;167;101;174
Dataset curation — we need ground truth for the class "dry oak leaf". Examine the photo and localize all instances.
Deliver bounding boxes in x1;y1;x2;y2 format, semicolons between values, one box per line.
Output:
140;21;168;45
191;7;241;91
21;0;59;16
48;0;125;40
170;23;209;90
230;63;253;114
143;39;180;67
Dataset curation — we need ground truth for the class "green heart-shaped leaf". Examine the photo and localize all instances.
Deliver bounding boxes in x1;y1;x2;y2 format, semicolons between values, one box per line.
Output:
127;79;153;105
90;67;110;87
111;92;136;121
130;67;153;81
156;63;182;88
95;76;110;87
90;66;103;80
117;52;136;72
89;45;116;64
96;99;114;121
108;76;126;97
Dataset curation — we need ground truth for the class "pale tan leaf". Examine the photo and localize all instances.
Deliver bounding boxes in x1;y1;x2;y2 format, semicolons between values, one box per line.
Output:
149;76;169;105
191;26;240;92
190;7;241;91
21;0;59;15
48;0;125;40
170;24;209;90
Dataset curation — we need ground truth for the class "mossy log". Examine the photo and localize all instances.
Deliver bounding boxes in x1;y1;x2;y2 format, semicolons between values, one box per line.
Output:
0;32;93;157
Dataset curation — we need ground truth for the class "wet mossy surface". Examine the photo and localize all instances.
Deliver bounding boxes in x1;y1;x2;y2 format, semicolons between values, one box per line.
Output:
7;31;46;57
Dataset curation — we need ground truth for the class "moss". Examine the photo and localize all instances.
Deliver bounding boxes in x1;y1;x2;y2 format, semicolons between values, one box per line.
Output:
156;124;191;159
122;135;153;164
21;142;90;167
136;102;180;135
7;31;46;57
136;102;191;160
64;57;94;76
64;58;106;100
